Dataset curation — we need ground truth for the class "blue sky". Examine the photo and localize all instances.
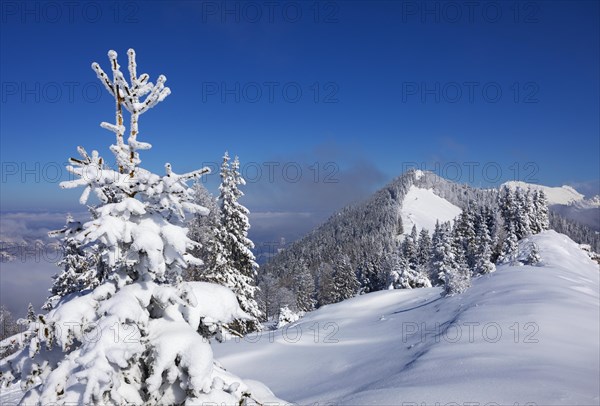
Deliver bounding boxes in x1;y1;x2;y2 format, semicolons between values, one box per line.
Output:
1;1;599;216
0;0;599;316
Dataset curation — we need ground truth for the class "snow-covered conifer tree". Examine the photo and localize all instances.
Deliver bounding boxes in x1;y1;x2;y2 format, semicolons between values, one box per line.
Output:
433;222;470;296
216;153;262;333
0;306;20;358
453;203;478;269
499;222;519;264
331;254;359;303
401;225;418;267
43;215;98;310
293;259;316;312
531;190;550;233
317;256;358;305
515;189;533;239
0;306;19;342
416;228;431;268
526;242;542;265
185;182;220;282
0;49;279;405
473;219;496;275
396;256;431;289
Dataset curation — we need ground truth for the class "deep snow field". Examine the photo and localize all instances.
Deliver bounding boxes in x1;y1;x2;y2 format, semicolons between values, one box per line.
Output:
213;231;599;405
1;231;598;405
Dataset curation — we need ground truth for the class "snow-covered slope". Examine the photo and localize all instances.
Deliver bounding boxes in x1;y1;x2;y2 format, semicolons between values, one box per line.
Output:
400;185;462;234
213;231;600;405
502;180;585;205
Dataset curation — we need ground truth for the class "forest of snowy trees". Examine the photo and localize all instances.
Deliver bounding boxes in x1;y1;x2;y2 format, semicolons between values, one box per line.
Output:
184;152;262;335
0;49;270;405
258;170;562;315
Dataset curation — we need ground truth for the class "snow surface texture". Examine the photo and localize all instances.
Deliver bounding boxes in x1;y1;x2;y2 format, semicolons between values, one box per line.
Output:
212;231;600;405
400;186;462;234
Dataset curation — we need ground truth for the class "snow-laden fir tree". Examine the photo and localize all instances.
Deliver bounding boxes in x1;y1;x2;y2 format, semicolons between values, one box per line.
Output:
43;215;98;310
531;190;550;233
526;242;542;266
453;203;478;269
430;221;446;286
499;222;519;264
473;217;496;275
0;49;280;405
0;306;19;342
317;257;359;306
293;259;316;312
395;256;431;289
401;225;418;267
276;305;302;329
184;182;220;282
416;228;431;269
330;254;360;303
432;222;470;296
514;188;533;239
215;152;262;334
0;306;21;358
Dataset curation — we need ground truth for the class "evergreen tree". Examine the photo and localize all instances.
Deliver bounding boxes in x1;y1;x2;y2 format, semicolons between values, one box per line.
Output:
331;254;359;303
317;255;359;305
43;215;99;310
430;221;446;286
515;189;533;239
453;202;477;269
316;262;336;306
0;305;19;341
526;242;542;265
401;225;419;267
293;259;316;312
473;219;496;275
499;222;519;264
0;305;20;358
532;190;550;233
433;222;470;296
0;49;267;405
185;182;220;281
416;228;432;268
396;256;432;289
382;252;402;289
216;152;262;333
